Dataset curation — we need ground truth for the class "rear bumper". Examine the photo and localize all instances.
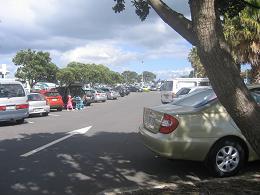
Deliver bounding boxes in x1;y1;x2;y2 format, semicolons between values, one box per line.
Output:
0;109;29;122
139;125;215;161
95;96;107;101
29;105;50;114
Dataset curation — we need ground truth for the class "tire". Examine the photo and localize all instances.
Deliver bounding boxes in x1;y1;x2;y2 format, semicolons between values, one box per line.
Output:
16;118;25;124
43;112;49;116
205;139;246;177
57;107;63;111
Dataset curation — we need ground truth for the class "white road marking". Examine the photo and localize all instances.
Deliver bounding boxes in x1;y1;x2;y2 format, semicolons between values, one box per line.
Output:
27;121;34;124
20;126;92;157
48;113;60;117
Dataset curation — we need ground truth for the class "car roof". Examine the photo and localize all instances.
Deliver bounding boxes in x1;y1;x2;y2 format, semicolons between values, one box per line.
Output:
0;79;24;85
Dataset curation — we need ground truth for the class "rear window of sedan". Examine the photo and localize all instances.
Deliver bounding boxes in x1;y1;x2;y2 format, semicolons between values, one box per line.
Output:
0;84;25;98
28;94;45;101
172;89;217;108
45;92;60;97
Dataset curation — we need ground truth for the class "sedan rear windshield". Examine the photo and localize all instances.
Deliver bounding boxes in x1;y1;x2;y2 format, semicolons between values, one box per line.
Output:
28;94;45;101
0;84;25;98
45;92;60;97
172;89;217;108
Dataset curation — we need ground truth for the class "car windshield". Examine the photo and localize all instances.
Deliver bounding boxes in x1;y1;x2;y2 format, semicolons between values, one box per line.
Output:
0;84;25;98
172;89;217;108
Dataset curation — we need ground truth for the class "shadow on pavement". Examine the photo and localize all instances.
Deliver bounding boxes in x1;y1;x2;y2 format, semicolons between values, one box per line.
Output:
0;132;259;195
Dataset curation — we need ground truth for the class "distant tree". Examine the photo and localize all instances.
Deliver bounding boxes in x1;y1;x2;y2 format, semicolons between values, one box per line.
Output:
142;71;156;82
122;71;139;83
13;49;59;86
56;67;76;86
188;47;207;78
57;62;124;85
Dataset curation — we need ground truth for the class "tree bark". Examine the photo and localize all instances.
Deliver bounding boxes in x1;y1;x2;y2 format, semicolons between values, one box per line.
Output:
189;0;260;156
149;0;260;156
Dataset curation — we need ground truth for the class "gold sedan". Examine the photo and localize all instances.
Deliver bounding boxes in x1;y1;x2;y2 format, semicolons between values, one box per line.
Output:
139;88;259;177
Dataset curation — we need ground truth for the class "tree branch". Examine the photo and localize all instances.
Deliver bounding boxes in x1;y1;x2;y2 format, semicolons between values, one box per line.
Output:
148;0;197;46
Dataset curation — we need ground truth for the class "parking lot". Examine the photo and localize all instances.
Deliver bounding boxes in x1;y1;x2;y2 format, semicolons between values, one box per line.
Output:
1;91;260;195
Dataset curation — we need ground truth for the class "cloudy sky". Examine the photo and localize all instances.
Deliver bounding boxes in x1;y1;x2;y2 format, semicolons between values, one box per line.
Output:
0;0;193;79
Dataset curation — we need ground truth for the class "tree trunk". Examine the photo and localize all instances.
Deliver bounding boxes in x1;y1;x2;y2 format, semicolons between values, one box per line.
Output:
189;0;260;156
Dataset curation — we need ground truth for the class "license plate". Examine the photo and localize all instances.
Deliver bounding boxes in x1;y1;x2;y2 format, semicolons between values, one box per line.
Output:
52;99;57;101
6;106;16;110
34;108;44;112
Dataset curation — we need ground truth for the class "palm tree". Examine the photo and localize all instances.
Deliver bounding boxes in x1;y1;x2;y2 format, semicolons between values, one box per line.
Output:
223;0;260;83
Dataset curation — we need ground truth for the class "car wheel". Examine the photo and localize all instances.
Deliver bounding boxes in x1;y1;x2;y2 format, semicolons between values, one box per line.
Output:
57;107;63;111
43;112;49;116
16;118;25;124
205;139;246;177
86;103;91;106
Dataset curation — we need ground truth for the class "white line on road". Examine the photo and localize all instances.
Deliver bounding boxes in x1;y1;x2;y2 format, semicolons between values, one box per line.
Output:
20;126;92;157
48;113;60;117
27;121;34;124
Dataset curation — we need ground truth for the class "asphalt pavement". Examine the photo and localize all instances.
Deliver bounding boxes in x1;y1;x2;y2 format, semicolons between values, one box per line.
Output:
1;91;257;195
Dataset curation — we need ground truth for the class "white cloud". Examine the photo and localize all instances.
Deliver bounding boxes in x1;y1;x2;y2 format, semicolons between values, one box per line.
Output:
59;41;138;66
0;0;192;76
154;67;193;79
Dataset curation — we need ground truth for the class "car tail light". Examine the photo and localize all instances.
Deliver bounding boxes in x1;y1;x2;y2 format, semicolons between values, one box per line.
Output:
159;114;179;134
0;106;6;111
16;104;29;110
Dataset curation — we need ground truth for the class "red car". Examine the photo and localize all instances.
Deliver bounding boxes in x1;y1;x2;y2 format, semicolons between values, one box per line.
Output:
41;90;64;111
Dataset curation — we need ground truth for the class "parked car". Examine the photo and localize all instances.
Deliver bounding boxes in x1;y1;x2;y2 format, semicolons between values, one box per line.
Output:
162;86;211;104
92;89;107;102
100;87;118;100
40;90;64;111
128;86;142;92
139;88;260;177
0;80;29;124
114;86;126;97
57;83;87;108
160;78;210;104
28;93;50;116
83;89;95;106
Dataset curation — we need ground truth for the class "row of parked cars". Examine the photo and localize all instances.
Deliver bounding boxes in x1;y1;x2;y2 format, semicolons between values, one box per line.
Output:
139;84;260;177
0;80;134;124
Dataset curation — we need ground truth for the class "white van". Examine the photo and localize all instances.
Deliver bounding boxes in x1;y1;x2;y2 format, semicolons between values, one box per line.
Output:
160;78;210;104
0;80;29;124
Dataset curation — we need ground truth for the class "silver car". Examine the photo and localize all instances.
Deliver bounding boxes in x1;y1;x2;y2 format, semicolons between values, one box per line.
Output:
0;80;29;124
100;87;118;100
139;88;260;177
92;89;107;102
28;93;50;116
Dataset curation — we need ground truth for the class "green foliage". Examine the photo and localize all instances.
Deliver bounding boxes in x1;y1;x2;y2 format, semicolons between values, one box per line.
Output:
188;47;207;78
57;62;124;86
113;0;150;21
142;71;156;82
13;49;59;86
122;70;139;83
223;0;260;82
